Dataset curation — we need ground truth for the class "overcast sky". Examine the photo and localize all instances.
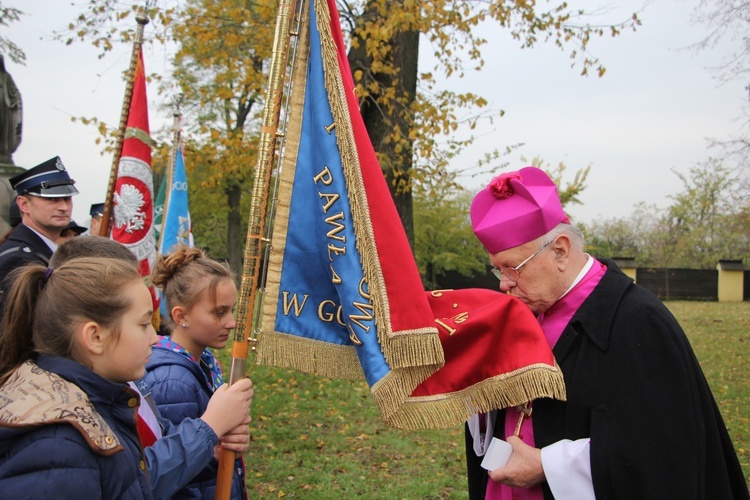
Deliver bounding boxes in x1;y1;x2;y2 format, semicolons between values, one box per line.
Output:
4;0;744;226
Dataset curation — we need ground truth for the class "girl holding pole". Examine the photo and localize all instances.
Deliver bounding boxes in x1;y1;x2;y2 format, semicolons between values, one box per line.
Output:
143;246;247;499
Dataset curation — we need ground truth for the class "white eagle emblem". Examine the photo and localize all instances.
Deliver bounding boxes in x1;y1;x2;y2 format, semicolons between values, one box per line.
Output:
177;216;191;244
114;184;147;233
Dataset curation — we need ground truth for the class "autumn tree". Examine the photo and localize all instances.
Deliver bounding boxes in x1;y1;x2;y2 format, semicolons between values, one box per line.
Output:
583;160;750;268
64;0;637;263
581;202;662;265
690;0;750;169
0;3;24;64
342;0;640;246
62;0;276;273
413;182;486;289
168;0;275;273
662;161;749;268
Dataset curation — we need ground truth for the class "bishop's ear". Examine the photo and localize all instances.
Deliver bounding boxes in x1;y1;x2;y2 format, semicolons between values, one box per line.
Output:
552;235;572;263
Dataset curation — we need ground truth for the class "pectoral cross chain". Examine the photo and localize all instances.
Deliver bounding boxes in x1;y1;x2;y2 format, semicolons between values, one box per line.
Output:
513;402;532;437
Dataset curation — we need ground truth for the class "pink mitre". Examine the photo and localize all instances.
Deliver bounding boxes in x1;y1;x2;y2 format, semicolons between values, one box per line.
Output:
470;167;570;253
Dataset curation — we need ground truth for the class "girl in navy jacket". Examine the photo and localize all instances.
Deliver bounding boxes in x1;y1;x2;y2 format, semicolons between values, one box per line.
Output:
143;246;247;499
0;257;158;498
48;235;254;499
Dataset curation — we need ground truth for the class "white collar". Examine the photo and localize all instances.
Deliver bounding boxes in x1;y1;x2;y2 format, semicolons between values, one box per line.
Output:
558;254;593;301
25;224;58;253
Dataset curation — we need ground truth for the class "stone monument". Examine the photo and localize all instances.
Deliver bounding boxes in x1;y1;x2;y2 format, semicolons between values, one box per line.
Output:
0;54;25;238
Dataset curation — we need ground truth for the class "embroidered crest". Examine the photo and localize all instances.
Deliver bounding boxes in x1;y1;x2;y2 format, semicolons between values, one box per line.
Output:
114;184;147;234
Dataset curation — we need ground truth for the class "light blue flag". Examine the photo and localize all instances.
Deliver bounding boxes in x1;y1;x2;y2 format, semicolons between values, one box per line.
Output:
158;147;193;255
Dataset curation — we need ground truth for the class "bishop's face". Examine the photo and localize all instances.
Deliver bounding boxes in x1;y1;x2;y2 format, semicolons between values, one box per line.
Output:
489;239;563;316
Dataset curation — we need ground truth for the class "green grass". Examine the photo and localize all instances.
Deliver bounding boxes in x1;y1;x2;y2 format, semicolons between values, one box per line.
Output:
215;301;750;497
664;302;750;485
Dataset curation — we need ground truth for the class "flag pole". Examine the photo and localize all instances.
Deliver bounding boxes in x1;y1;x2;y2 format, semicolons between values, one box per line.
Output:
157;106;182;253
214;0;302;497
99;8;149;237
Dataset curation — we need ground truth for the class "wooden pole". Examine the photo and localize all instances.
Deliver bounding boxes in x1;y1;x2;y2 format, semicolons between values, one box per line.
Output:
99;9;149;237
214;0;300;497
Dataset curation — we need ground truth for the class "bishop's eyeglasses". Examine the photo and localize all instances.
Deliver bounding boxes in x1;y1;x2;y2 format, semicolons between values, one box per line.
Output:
491;240;552;282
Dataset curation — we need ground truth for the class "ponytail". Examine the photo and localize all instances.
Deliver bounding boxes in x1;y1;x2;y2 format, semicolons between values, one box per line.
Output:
0;264;47;384
0;257;141;386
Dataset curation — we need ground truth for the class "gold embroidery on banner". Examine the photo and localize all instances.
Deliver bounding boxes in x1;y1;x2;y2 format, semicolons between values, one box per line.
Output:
347;323;363;345
281;291;309;316
452;312;469;324
327;243;346;260
348;278;373;334
330;265;342;284
319;192;339;213
312;165;333;185
324;212;346;242
434;318;456;336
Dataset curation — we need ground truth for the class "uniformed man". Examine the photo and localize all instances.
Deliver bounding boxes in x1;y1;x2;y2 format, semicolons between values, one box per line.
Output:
57;219;87;245
0;156;78;301
88;202;105;236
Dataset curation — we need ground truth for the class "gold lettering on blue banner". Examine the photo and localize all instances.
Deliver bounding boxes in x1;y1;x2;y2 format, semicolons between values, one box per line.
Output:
313;166;333;185
318;300;336;322
317;299;347;326
347;323;363;346
324;212;346;242
327;243;346;260
348;277;373;339
282;291;310;316
319;192;339;213
330;265;342;284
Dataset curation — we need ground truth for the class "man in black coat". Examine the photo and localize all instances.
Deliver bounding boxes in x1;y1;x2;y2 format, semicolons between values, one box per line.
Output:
465;167;748;499
0;156;78;301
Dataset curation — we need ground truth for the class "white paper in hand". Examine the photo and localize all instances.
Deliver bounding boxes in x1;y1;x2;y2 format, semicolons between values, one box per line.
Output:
480;437;513;470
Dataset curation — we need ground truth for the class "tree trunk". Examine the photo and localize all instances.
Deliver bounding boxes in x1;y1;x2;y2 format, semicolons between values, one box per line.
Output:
349;8;420;251
226;180;242;281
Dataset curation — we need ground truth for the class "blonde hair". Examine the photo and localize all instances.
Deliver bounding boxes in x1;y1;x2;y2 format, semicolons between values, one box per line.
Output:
151;246;234;326
0;257;141;383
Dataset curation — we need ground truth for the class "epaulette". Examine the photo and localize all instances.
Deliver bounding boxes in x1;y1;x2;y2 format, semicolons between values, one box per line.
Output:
0;245;33;260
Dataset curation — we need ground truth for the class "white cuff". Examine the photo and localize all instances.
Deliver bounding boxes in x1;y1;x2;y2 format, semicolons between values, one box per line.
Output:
540;438;595;500
467;412;496;456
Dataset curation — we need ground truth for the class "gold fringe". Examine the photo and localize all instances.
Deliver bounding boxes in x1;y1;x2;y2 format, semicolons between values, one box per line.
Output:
255;331;364;380
383;363;567;430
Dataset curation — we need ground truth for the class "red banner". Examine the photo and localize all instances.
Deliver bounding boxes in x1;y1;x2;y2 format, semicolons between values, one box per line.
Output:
112;49;157;302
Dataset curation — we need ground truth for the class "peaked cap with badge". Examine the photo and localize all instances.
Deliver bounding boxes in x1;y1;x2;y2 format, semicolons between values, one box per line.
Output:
10;156;79;198
90;203;105;218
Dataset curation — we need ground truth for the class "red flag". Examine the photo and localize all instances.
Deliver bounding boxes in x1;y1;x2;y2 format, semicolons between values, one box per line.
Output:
112;49;157;305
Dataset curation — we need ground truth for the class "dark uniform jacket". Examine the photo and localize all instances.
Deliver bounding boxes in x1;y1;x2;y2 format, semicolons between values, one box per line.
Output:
0;354;153;499
0;223;54;304
466;259;749;500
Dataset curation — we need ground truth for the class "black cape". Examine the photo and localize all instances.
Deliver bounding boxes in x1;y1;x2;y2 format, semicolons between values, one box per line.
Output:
466;259;748;499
